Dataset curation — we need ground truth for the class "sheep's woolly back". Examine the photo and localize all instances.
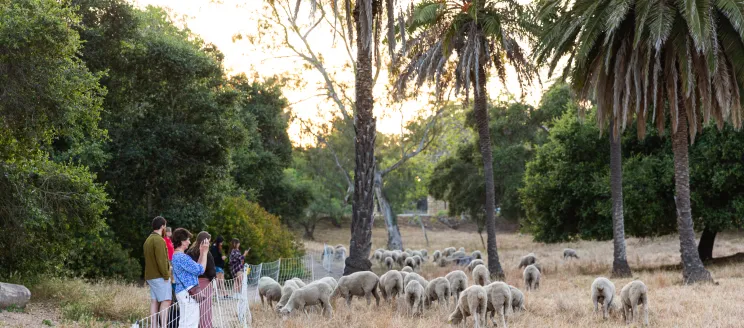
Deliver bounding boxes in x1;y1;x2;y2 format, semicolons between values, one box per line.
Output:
401;266;413;273
508;285;526;312
404;280;425;315
405;257;416;269
445;270;469;302
563;248;579;259
275;280;300;310
448;285;487;326
519;253;537;268
334;271;379;298
424;277;451;307
384;256;394;270
620;280;649;326
398;252;410;267
372;249;383;262
451;251;467;259
523;264;541;291
403;272;429;290
412;255;423;266
279;281;334;317
379;270;404;301
468;259;485;272
458;247;466;253
432;250;442;262
258;277;282;305
334;246;347;260
472;264;491;286
399;270;409;283
591;276;616;318
290;278;306;288
443;247;457;257
484;282;512;328
419;249;428;258
316;277;337;290
471;250;483;260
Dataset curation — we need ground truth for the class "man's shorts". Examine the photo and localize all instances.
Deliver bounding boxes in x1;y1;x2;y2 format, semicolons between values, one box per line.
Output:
216;266;224;274
147;278;172;302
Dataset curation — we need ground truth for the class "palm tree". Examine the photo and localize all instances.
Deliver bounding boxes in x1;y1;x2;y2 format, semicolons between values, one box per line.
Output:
609;120;632;277
536;0;744;283
396;0;535;279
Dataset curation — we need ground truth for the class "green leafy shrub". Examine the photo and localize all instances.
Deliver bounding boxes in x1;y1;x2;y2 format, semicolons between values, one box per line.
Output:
64;229;142;282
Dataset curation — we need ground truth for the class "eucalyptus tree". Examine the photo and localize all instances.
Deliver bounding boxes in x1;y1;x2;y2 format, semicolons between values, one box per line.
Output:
535;0;744;283
395;0;536;279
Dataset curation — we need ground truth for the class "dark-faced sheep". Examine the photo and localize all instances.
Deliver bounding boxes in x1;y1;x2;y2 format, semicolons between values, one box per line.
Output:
472;264;491;286
258;277;282;308
448;285;488;328
484;282;512;328
563;248;579;260
403;272;429;291
379;270;404;303
405;280;425;316
523;264;540;291
468;259;486;272
471;250;483;260
446;270;468;303
424;277;451;308
331;271;380;307
508;285;526;312
384;256;394;271
591;277;616;319
279;282;334;318
620;280;649;326
519;253;537;269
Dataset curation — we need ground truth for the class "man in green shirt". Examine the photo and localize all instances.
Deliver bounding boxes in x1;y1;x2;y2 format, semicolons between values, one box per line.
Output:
143;216;171;327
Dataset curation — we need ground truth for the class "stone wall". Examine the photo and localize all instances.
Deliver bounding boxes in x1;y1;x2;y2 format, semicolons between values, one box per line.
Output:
426;195;448;216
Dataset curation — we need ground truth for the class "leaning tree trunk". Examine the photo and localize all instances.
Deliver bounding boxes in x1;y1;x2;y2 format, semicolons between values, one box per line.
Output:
472;64;505;280
344;0;375;275
671;108;712;283
698;228;717;262
374;170;403;250
609;122;632;277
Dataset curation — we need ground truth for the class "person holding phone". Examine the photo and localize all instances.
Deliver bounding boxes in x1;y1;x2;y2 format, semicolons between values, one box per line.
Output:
228;238;249;295
171;228;208;328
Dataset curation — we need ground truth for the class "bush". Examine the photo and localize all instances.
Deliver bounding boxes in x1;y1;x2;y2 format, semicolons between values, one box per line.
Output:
64;229;142;282
209;196;303;266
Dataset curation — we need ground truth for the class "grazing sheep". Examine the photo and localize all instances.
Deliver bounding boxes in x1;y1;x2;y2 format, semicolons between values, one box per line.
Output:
438;257;449;267
334;246;347;260
591;277;616;320
508;285;526;312
424;277;451;308
458;247;466;253
412;255;423;267
331;271;380;307
384;256;394;270
397;252;410;268
433;250;442;262
620;280;649;326
519;253;537;269
448;285;488;328
419;249;428;258
405;248;413;254
443;247;457;257
412;250;423;258
258;277;282;307
401;266;413;273
399;270;409;282
279;282;334;318
391;251;400;264
379;270;404;303
472;264;491;286
471;250;483;260
563;248;579;260
404;280;425;316
383;251;394;263
484;282;511;328
371;249;383;262
291;277;306;288
468;259;486;272
405;257;417;270
445;270;468;303
275;280;300;311
451;251;467;259
316;277;338;290
403;272;429;290
523;264;540;291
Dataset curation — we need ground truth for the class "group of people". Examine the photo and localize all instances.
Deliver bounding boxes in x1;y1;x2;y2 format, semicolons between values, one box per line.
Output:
143;216;251;328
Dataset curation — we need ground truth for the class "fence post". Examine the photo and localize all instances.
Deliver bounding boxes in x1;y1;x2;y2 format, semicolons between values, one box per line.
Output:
310;253;315;281
277;258;282;282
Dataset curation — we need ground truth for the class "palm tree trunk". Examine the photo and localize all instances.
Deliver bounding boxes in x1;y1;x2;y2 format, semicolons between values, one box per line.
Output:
345;1;375;275
671;108;712;284
609;122;632;277
374;170;403;250
472;64;505;280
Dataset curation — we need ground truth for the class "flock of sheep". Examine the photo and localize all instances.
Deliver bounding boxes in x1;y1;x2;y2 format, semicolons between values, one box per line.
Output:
256;246;650;327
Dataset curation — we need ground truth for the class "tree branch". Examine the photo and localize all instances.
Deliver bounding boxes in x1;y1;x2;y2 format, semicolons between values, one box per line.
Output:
380;106;444;177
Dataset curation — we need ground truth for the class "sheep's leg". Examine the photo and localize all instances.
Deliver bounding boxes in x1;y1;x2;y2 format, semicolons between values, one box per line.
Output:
346;295;353;307
365;291;372;306
603;300;610;320
593;299;598;315
260;294;265;306
642;301;649;326
372;286;381;306
500;305;508;328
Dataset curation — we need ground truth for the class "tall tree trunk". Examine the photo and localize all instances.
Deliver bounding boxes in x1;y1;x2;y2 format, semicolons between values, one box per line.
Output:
698;228;717;262
345;0;375;275
302;220;316;240
374;170;403;250
472;64;505;280
609;122;632;277
671;109;712;284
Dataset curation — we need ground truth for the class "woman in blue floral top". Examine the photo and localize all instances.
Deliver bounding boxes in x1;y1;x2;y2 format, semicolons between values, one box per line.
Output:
228;238;249;294
171;228;209;328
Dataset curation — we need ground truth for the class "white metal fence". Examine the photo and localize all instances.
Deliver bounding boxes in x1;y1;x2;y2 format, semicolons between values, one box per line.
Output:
131;245;344;327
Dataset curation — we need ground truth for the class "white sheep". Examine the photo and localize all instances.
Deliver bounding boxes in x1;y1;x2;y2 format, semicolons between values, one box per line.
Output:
451;251;467;259
404;280;425;316
334;246;347;261
279;281;334;318
383;250;394;264
518;253;537;269
523;264;540;291
379;270;404;303
445;270;468;303
404;257;417;270
472;264;491;286
508;285;525;312
399;270;409;283
291;277;306;288
468;259;486;272
433;250;442;262
412;255;423;267
563;248;579;260
458;247;466;253
401;266;413;273
391;251;400;264
591;277;616;320
443;247;457;257
484;282;512;328
438;257;449;267
397;252;410;268
275;280;300;312
412;250;423;258
258;277;282;308
315;277;338;290
448;285;488;328
419;249;428;258
403;272;429;290
620;280;649;326
331;271;380;307
384;256;394;270
471;250;483;260
424;277;451;308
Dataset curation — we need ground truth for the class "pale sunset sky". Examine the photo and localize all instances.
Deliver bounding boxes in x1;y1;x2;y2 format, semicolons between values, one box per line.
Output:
129;0;550;145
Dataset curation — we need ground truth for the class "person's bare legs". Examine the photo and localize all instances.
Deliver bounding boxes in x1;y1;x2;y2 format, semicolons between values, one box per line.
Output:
150;300;159;327
216;272;226;297
159;300;171;328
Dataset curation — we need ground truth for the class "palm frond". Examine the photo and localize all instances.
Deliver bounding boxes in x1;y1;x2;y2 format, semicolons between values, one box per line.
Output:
646;0;676;51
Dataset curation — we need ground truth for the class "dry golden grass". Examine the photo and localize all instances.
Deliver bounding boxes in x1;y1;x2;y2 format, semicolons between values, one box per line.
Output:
256;224;744;327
